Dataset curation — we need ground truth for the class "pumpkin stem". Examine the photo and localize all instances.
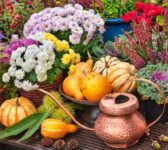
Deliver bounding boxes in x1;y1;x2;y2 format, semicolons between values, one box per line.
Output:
87;51;92;59
105;62;109;68
15;98;20;107
82;70;88;76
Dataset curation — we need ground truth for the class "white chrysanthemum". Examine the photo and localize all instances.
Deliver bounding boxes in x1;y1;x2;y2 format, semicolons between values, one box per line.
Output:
8;67;16;77
32;84;39;89
10;59;16;67
43;40;55;49
39;45;44;50
35;65;47;74
21;80;33;91
15;69;25;80
11;51;19;60
22;62;33;72
37;51;49;61
48;53;55;61
27;44;39;51
17;47;26;54
37;73;47;82
2;73;10;83
16;57;24;66
14;79;22;88
44;62;52;70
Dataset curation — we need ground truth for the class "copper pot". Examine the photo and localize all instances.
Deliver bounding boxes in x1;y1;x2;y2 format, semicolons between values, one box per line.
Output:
37;78;166;148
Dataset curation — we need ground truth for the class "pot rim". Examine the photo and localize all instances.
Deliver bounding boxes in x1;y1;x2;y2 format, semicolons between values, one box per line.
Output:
106;18;129;24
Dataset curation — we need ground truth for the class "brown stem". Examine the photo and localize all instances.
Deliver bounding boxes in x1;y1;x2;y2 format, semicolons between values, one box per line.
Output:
37;89;94;131
15;98;20;107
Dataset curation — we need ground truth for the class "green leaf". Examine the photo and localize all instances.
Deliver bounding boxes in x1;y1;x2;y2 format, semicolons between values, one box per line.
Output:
18;109;51;141
29;71;37;83
0;113;41;139
156;15;164;26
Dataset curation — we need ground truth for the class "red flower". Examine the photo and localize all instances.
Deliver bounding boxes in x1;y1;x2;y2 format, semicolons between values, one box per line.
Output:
136;2;146;12
154;6;163;17
121;14;130;22
16;14;21;19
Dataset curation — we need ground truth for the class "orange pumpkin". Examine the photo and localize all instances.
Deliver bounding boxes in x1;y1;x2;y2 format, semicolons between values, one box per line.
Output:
41;119;77;139
81;72;112;101
0;97;37;127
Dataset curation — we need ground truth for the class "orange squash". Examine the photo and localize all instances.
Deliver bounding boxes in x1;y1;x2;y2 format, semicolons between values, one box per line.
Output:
107;62;137;93
0;97;37;127
41;119;77;139
81;72;112;101
63;75;84;100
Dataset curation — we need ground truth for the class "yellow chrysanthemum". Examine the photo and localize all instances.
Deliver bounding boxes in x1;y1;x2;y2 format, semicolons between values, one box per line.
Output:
68;65;76;75
61;54;71;65
69;49;76;58
55;40;64;52
75;54;81;63
44;33;58;43
62;40;70;51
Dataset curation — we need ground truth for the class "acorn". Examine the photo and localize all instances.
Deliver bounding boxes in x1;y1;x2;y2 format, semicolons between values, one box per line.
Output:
152;140;161;150
159;135;168;142
41;138;54;147
67;139;79;150
53;139;65;150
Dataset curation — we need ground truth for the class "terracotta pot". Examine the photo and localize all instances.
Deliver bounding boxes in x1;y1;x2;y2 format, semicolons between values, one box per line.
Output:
0;88;5;105
19;73;63;106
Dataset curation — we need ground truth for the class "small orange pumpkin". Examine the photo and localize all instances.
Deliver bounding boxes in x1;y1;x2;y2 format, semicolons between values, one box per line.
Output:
81;72;112;101
41;119;77;139
0;97;37;127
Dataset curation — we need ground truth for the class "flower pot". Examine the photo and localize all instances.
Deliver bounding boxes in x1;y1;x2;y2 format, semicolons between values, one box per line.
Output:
144;100;168;123
0;88;5;104
19;73;63;106
103;18;131;42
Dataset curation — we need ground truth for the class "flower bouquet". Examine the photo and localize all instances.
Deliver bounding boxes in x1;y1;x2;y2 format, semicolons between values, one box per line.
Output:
137;63;168;123
2;32;81;106
23;4;105;58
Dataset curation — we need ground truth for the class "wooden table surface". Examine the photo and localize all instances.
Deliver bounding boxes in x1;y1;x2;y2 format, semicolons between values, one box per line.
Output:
1;119;168;150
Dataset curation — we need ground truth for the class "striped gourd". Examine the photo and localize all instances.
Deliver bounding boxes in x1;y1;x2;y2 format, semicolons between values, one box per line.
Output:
41;119;77;139
93;56;121;77
107;62;137;93
0;97;37;127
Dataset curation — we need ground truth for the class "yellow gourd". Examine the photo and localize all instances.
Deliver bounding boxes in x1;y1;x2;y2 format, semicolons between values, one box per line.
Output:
41;119;77;139
63;75;84;100
73;52;93;79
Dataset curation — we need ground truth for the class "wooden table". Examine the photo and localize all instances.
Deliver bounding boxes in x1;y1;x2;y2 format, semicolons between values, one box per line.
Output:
1;120;168;150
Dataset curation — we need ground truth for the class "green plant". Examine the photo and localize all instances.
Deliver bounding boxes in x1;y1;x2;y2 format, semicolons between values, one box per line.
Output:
0;109;50;141
94;0;136;18
0;0;44;40
137;63;168;104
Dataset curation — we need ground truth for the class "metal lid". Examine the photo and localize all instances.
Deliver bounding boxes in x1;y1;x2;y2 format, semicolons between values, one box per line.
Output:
99;93;139;115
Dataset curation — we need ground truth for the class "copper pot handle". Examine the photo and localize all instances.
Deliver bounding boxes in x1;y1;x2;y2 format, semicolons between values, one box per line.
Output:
37;89;94;131
113;78;166;130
